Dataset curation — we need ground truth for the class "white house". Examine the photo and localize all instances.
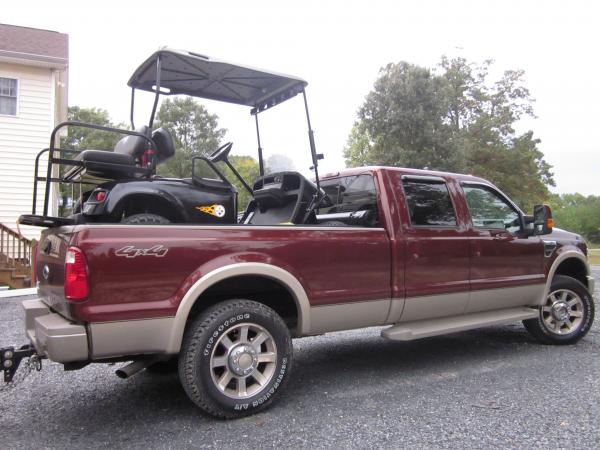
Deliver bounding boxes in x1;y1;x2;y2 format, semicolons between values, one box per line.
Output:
0;23;68;240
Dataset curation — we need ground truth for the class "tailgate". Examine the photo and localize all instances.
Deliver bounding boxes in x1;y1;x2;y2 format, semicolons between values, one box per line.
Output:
36;225;78;320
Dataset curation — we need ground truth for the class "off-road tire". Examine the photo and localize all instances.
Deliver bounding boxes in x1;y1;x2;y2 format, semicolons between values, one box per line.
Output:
523;275;595;345
178;299;293;419
121;213;170;224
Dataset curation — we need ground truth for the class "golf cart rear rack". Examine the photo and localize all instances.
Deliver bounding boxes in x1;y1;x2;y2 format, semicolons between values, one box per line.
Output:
20;122;156;227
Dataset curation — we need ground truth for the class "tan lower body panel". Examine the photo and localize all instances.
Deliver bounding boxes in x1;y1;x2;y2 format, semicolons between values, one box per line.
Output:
89;317;175;359
308;299;390;335
382;306;538;341
466;284;545;313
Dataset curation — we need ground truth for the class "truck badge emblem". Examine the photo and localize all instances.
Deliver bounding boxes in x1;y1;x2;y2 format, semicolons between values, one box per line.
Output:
197;204;226;218
42;265;50;280
115;245;168;258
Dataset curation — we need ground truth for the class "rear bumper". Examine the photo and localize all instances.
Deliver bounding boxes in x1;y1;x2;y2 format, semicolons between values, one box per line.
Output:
23;299;89;363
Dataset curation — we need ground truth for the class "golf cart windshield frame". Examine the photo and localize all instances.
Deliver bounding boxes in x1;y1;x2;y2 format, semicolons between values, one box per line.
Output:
127;48;323;186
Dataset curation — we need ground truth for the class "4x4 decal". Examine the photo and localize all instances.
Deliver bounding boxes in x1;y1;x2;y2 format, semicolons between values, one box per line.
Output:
115;245;168;258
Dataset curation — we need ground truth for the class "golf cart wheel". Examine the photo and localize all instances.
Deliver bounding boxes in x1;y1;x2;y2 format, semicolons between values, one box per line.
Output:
179;299;293;419
523;275;594;345
121;213;170;224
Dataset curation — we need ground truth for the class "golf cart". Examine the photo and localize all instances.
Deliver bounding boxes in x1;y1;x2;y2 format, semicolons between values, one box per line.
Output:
19;48;325;227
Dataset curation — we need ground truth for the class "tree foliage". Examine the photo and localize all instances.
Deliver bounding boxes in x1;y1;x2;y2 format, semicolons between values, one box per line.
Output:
344;56;554;211
62;106;124;151
551;194;600;243
155;97;226;178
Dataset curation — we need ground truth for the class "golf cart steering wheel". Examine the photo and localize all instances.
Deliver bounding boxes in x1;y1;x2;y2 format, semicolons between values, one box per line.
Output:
209;142;233;163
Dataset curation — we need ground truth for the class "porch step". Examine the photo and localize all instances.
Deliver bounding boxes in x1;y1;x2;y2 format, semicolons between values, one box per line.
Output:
381;307;539;341
0;267;32;289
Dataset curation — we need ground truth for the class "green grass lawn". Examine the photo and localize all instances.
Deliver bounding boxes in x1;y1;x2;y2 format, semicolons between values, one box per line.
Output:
589;249;600;266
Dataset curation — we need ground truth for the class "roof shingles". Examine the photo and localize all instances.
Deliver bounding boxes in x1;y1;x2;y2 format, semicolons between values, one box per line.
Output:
0;23;68;62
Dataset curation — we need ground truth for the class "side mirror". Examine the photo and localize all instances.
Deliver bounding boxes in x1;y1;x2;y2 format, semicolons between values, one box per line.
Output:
533;204;553;235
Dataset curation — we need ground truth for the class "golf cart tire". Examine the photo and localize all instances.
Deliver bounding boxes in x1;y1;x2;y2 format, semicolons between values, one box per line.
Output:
121;213;170;225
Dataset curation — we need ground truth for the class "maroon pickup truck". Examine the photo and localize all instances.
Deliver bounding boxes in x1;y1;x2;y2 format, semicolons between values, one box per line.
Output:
3;166;595;418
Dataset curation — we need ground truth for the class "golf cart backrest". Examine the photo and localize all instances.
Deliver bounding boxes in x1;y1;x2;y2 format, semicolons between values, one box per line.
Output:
114;126;174;164
151;128;175;163
242;171;317;225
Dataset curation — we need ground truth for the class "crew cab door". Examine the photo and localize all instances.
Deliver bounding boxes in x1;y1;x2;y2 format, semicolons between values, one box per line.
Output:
460;182;545;313
394;175;471;321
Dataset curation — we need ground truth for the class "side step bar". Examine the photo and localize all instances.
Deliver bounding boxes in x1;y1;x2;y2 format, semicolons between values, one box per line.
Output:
381;307;539;341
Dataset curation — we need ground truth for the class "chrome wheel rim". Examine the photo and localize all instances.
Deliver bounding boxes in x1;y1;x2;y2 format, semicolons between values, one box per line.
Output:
541;289;584;335
210;323;277;399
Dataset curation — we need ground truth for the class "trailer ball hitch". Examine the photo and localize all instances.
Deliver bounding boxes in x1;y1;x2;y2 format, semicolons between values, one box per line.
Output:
1;344;41;383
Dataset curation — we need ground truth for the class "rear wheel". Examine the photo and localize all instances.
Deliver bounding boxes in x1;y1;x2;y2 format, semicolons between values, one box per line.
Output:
523;275;594;345
178;299;293;418
121;213;170;224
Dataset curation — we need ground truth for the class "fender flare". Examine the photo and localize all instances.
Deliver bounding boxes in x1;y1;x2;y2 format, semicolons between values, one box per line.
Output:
103;183;188;221
165;263;311;353
543;250;590;301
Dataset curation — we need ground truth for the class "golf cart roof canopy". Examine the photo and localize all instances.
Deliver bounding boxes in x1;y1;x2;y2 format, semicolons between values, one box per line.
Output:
128;47;308;114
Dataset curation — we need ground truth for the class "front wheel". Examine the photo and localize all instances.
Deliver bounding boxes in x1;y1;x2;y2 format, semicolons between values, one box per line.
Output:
178;300;293;418
523;275;595;345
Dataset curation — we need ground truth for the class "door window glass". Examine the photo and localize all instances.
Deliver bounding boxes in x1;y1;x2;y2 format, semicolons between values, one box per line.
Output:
402;179;457;227
462;184;520;232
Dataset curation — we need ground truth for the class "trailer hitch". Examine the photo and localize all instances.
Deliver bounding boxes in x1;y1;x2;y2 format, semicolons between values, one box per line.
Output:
1;344;42;383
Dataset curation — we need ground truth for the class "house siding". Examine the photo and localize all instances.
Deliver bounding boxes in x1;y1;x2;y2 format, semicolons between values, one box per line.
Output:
0;62;54;240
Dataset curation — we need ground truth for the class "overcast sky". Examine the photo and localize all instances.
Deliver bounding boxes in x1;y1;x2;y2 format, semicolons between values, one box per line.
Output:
5;0;599;196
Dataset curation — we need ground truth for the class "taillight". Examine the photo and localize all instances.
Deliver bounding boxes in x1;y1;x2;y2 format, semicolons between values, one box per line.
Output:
95;190;107;202
64;247;89;301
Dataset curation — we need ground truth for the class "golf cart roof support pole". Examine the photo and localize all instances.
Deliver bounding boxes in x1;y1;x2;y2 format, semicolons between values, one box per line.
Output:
255;114;264;176
149;55;162;129
130;88;136;130
302;89;320;191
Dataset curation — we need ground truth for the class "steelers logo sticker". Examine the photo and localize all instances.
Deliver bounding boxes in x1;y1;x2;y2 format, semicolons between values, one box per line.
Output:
197;204;226;218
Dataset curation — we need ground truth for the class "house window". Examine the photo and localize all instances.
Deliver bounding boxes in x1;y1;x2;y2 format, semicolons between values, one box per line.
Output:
0;77;18;116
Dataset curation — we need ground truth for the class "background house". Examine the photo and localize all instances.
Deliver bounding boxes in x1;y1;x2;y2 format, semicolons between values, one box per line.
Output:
0;23;68;289
0;23;68;239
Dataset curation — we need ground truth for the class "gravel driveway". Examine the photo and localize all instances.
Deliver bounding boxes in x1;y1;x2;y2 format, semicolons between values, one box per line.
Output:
1;268;599;449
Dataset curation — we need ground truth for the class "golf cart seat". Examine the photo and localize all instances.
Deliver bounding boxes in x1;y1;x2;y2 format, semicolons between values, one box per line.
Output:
242;171;318;225
63;127;175;181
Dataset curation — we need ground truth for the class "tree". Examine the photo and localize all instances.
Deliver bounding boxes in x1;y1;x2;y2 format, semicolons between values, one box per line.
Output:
265;154;295;174
551;193;600;243
155;97;226;178
344;56;554;211
62;106;124;151
220;156;260;212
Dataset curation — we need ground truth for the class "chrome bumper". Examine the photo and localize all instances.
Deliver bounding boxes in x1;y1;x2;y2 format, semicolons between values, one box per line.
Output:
23;299;88;363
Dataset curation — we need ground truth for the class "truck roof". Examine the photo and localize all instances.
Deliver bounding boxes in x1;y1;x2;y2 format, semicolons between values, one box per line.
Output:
322;166;491;184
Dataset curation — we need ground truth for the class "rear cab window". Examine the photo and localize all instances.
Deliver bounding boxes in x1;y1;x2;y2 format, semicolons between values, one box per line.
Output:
402;177;457;227
318;174;380;227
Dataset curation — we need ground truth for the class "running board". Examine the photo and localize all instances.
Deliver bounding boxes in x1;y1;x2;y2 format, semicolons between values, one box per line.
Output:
381;307;539;341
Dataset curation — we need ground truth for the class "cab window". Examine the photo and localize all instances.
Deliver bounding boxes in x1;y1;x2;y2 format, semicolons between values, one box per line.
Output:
462;184;521;233
402;178;457;227
318;174;379;227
